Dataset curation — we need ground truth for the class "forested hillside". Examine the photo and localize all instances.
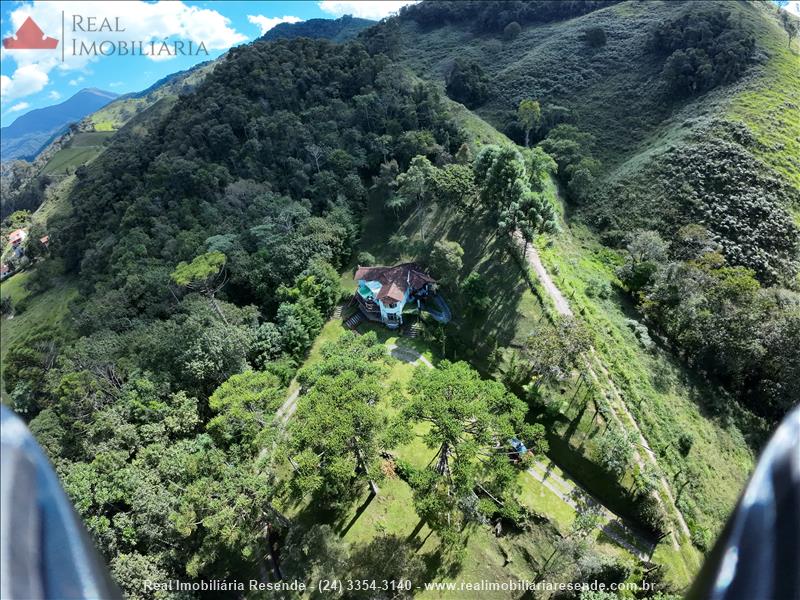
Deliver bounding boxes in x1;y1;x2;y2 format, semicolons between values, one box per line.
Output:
1;1;798;597
261;14;374;42
374;0;800;422
5;36;466;593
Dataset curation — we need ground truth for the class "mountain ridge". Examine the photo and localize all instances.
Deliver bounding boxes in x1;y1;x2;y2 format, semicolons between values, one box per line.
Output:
1;88;119;162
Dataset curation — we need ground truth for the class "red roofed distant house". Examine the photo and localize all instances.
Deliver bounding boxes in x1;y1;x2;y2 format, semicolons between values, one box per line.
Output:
8;229;27;247
354;263;436;329
39;235;49;248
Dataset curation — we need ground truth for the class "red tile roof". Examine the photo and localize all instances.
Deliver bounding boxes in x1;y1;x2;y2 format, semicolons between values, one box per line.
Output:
354;263;435;302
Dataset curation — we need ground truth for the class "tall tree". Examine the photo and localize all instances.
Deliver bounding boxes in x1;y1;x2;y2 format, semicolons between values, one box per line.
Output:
207;370;284;451
473;145;557;249
285;332;395;499
430;240;464;288
518;99;542;147
171;251;229;324
403;361;547;540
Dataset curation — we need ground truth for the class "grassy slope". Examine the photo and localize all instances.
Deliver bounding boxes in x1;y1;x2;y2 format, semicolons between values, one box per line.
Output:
533;205;753;576
353;88;769;582
393;0;799;238
393;1;681;165
727;3;800;191
0;272;78;398
384;0;792;554
282;319;638;596
88;61;217;131
40;131;115;175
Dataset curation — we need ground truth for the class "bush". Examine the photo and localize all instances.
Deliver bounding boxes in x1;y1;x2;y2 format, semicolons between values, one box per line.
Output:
583;26;606;47
585;279;612;299
445;59;490;109
635;494;667;536
357;251;376;266
503;21;522;41
690;523;712;552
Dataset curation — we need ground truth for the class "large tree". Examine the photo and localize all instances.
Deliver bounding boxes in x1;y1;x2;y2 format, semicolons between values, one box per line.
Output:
403;361;547;541
171;251;229;324
518;98;541;147
285;332;396;499
473;145;557;251
523;316;592;391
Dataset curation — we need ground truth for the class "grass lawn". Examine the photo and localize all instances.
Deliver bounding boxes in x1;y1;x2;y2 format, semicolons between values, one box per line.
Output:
0;273;78;398
532;207;755;576
278;317;643;594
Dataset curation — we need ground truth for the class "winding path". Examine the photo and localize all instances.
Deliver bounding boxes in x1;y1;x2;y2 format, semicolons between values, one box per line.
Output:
514;231;572;317
514;230;691;550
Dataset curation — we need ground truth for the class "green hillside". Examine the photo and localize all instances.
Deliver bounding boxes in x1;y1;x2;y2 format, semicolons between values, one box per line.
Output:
40;131;115;175
1;2;797;597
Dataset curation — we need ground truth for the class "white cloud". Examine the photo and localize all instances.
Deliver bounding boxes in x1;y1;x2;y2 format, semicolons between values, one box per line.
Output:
1;1;249;102
68;75;84;86
318;0;418;20
247;14;302;35
783;1;800;17
8;101;30;112
108;81;124;88
0;63;49;101
48;90;61;100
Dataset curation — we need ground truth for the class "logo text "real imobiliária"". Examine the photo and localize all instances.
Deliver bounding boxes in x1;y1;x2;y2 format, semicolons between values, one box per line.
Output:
2;14;208;59
70;15;208;58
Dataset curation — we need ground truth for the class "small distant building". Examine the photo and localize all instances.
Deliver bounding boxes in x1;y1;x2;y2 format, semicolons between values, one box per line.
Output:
354;263;435;329
39;235;49;247
8;229;27;247
0;263;10;280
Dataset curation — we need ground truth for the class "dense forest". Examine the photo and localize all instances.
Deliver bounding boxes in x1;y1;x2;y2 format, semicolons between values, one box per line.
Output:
373;0;800;424
3;36;468;593
1;1;799;597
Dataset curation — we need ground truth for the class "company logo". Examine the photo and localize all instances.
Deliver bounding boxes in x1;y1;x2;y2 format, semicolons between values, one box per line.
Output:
2;17;59;50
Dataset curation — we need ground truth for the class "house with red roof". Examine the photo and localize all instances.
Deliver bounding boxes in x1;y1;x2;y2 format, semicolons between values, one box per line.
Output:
353;263;436;329
8;229;27;247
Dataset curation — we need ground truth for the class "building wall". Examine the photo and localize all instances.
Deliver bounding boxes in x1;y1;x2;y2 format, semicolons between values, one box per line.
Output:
377;287;411;328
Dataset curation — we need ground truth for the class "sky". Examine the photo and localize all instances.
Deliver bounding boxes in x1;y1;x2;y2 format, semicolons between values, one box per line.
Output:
0;1;418;126
1;0;797;127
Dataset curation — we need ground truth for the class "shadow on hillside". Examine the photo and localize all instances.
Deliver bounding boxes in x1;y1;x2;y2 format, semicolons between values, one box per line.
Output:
360;198;531;363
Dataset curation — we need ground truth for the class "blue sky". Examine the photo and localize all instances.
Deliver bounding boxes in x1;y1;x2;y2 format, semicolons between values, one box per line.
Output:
2;0;797;127
0;1;417;126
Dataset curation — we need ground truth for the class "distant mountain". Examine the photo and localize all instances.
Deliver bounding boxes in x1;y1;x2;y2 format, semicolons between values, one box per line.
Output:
1;88;118;161
261;15;375;43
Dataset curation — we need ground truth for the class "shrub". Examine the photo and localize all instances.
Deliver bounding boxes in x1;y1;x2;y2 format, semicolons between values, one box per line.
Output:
583;26;606;47
635;494;667;536
357;251;376;266
445;59;490;109
503;21;522;41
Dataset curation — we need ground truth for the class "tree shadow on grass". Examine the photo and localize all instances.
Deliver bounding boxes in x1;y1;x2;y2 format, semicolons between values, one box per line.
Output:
288;485;371;533
562;400;588;444
337;490;376;537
